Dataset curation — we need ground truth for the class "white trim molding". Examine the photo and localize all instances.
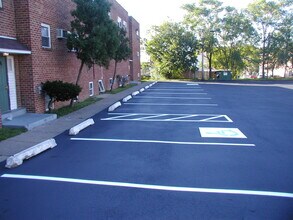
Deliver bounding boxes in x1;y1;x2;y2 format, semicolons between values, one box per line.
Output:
0;48;31;55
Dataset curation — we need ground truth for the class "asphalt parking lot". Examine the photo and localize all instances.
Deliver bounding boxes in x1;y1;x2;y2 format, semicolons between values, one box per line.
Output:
0;81;293;219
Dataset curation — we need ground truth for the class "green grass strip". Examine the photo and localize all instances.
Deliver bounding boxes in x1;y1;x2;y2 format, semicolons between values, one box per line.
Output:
0;127;27;141
107;84;137;94
51;97;102;117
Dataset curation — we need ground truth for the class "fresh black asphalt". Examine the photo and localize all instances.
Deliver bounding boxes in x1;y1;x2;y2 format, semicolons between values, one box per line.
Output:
0;81;292;219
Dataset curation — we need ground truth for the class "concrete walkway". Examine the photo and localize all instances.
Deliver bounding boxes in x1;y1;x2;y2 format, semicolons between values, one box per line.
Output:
0;82;150;163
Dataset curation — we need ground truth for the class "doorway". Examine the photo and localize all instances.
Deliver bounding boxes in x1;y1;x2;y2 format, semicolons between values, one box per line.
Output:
0;56;10;113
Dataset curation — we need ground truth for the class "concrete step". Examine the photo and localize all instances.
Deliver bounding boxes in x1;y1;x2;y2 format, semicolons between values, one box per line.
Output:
2;108;27;120
2;110;57;130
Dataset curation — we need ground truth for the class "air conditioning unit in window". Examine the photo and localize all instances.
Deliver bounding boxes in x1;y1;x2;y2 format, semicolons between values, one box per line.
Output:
56;29;68;39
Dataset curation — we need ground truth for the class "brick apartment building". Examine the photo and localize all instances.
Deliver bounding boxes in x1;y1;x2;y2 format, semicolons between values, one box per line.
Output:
0;0;141;128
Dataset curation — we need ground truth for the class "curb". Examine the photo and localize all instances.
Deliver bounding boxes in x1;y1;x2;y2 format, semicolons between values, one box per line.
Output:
132;91;140;96
5;139;57;168
108;102;122;112
69;119;95;135
123;95;132;102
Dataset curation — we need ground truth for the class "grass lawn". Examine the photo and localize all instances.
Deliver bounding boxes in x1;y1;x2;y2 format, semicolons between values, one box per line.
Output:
51;96;102;117
0;127;27;142
107;84;137;94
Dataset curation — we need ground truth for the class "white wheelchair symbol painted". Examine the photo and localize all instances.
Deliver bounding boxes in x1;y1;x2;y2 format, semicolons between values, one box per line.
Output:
206;129;239;137
199;128;247;139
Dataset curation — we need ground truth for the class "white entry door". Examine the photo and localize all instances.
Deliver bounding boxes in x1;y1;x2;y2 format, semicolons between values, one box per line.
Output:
7;56;18;110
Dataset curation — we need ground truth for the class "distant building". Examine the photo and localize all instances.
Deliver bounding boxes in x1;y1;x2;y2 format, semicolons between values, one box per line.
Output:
0;0;141;127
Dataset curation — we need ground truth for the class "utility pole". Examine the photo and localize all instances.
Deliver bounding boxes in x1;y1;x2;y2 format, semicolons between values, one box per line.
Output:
201;45;204;81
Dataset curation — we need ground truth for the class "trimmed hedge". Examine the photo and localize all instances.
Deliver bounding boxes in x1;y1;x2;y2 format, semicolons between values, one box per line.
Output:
42;80;82;111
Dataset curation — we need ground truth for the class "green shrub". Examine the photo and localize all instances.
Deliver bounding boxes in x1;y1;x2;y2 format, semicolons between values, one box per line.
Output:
42;80;82;111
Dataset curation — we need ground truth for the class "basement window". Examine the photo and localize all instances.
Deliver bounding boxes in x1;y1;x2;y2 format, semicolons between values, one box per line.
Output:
98;80;105;93
89;82;94;96
41;23;51;48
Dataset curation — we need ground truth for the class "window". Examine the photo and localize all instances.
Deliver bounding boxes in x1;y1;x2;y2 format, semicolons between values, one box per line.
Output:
136;29;139;36
117;17;122;28
98;80;105;93
89;82;94;96
137;51;140;57
123;21;127;30
0;0;2;8
41;24;51;48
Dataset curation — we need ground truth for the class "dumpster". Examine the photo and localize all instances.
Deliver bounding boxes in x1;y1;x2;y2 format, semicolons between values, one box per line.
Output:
215;71;232;80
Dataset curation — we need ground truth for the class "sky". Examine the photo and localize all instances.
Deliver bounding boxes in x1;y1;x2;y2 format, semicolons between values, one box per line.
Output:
117;0;255;38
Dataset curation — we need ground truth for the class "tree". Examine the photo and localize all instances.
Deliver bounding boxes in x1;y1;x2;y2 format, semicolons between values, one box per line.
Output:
183;0;223;76
246;0;283;78
146;22;198;79
67;0;119;90
110;28;131;91
273;4;293;76
42;81;82;112
213;7;257;77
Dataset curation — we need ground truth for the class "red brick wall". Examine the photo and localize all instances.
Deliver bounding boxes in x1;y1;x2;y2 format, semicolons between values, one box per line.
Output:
105;0;131;89
1;0;140;113
0;110;2;128
129;17;141;81
0;0;17;38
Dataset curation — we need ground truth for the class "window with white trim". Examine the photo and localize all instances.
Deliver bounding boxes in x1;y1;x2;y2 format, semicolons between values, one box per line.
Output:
117;17;122;28
89;82;94;96
0;0;2;9
41;23;51;48
123;21;127;30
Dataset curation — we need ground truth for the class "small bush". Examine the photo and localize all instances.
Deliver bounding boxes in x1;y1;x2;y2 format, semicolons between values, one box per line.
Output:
42;80;82;111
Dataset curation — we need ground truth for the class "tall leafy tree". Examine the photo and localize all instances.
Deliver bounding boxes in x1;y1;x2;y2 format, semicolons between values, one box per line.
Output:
183;0;223;76
246;0;283;78
274;4;293;76
146;22;198;79
110;27;131;91
213;7;257;77
67;0;119;87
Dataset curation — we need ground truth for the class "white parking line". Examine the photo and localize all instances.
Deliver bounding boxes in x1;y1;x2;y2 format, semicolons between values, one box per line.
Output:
134;97;211;100
3;174;291;199
124;103;218;106
70;138;255;147
144;93;207;95
102;113;232;123
132;114;169;120
148;89;204;91
150;87;201;89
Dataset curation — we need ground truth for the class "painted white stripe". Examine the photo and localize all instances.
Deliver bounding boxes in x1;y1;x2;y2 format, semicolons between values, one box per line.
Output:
148;89;204;91
200;115;232;122
2;174;292;199
70;138;255;147
134;97;212;100
124;103;218;106
102;114;138;120
165;115;199;121
101;118;232;123
150;87;201;89
187;84;199;86
133;114;169;120
102;113;233;123
108;113;224;116
145;93;207;95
